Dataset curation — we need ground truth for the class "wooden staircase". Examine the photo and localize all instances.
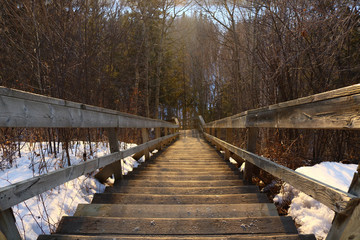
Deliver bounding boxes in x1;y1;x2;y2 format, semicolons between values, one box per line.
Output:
38;130;315;240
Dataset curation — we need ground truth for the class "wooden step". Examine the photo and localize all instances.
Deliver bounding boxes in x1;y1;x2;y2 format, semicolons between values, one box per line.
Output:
105;186;259;194
146;161;231;165
143;165;235;170
126;174;241;181
135;171;239;176
154;156;222;160
92;193;270;204
55;216;298;235
114;179;246;187
74;203;278;218
146;162;231;166
38;234;316;240
141;168;235;174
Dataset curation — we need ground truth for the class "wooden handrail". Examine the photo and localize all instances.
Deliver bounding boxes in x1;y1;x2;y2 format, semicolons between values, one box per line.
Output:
205;84;360;129
0;87;180;239
198;84;360;239
0;133;179;211
203;133;358;215
0;87;178;129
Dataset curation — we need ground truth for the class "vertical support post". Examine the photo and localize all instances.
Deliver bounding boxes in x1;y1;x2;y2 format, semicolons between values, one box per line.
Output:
163;127;168;148
215;128;221;151
155;127;162;151
141;128;150;161
0;208;21;240
243;128;260;184
224;128;233;161
108;128;122;180
326;163;360;240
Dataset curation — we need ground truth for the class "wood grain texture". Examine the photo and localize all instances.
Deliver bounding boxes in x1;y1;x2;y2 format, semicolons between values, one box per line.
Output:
55;216;298;235
243;128;259;183
142;128;150;161
92;193;270;204
106;186;259;195
108;128;122;180
204;84;360;129
0;133;179;210
0;87;178;128
114;179;246;188
74;203;278;218
38;234;315;240
204;133;358;214
326;169;360;240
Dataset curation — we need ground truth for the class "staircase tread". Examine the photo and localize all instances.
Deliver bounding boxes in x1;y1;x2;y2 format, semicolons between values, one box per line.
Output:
105;185;259;194
92;193;270;204
55;216;298;235
38;234;316;240
74;203;278;218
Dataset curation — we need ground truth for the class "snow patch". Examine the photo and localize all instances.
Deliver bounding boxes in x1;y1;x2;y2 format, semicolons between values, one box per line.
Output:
274;162;358;240
0;141;139;239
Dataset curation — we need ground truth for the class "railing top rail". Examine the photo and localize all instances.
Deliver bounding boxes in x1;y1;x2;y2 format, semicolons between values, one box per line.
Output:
0;87;178;129
205;84;360;129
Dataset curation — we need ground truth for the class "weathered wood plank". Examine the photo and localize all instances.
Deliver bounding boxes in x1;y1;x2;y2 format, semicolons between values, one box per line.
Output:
94;128;122;182
38;234;315;240
224;129;232;161
326;164;360;240
243;128;260;184
106;185;259;194
142;128;150;161
204;133;358;214
55;216;298;235
126;174;241;181
74;203;278;218
0;87;178;129
92;193;270;204
205;84;360;129
0;133;179;210
114;179;246;188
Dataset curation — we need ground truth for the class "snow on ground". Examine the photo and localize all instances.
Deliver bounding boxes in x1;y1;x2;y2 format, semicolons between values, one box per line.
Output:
0;141;141;240
274;162;358;240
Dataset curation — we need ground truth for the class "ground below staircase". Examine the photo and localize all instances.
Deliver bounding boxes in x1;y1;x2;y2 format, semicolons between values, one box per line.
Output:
38;130;315;240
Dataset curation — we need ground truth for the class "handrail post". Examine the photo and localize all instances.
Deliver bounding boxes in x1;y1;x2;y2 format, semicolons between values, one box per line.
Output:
215;128;221;151
243;127;260;184
162;127;168;148
141;128;150;161
108;128;122;180
224;128;233;161
94;128;122;183
326;163;360;240
155;127;162;150
0;208;21;240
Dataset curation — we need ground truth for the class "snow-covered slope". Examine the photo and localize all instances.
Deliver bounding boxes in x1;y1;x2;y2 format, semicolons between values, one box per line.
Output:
0;141;139;239
274;162;358;240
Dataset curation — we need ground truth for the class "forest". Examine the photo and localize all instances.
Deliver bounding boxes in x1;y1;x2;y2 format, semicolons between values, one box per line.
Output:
1;0;360;168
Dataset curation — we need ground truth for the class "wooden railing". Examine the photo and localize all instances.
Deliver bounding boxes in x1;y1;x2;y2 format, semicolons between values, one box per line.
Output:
198;84;360;240
0;87;180;239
